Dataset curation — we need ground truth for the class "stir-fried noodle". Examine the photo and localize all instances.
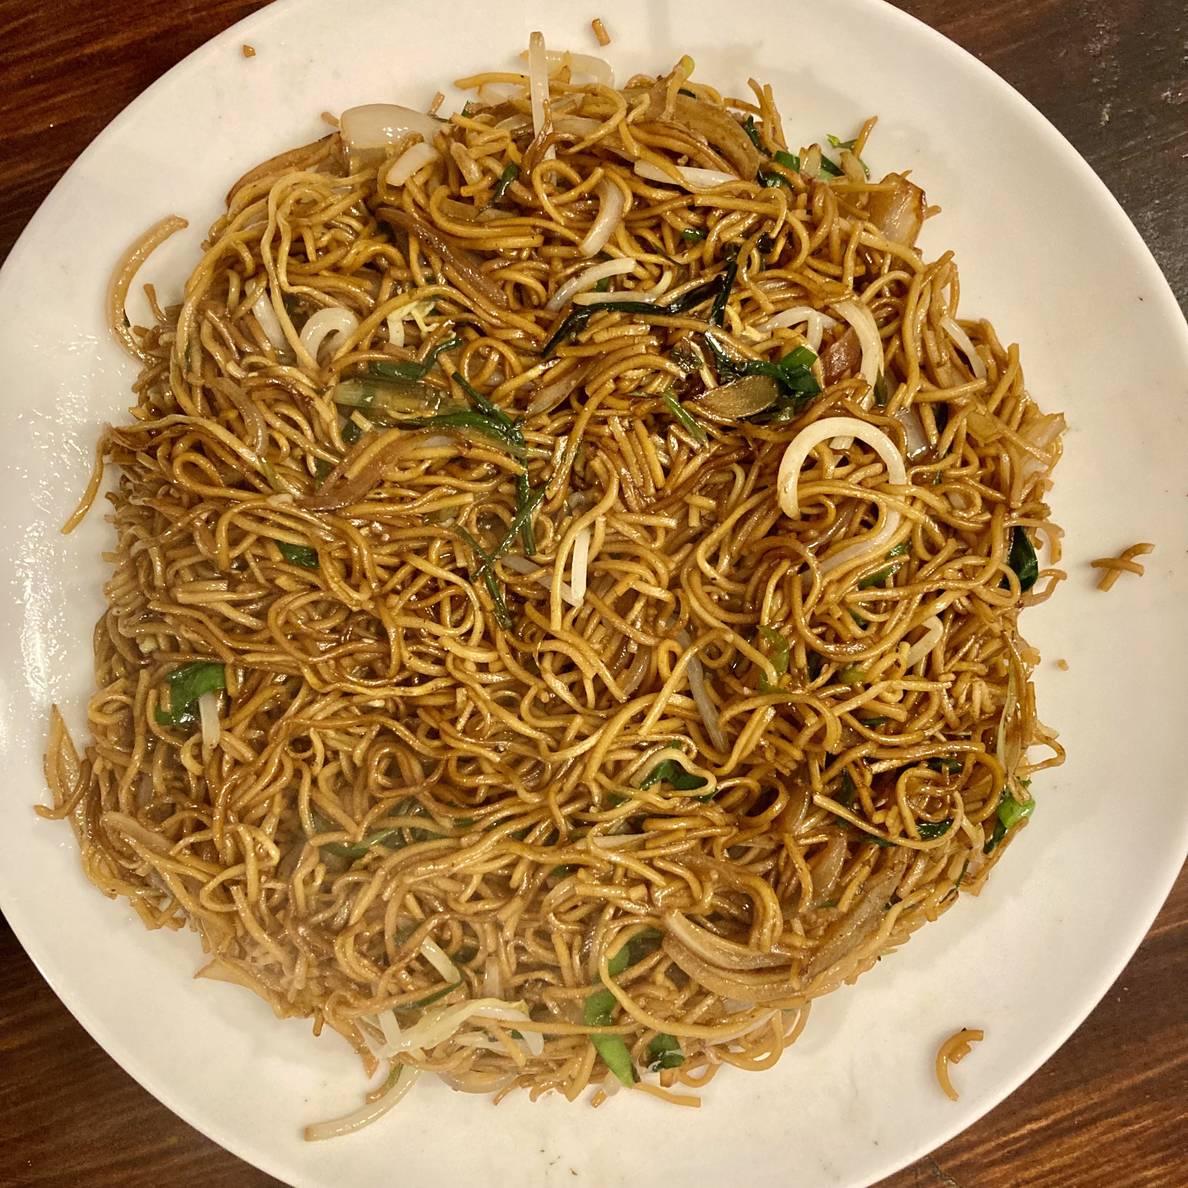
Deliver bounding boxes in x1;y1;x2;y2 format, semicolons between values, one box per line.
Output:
43;40;1065;1127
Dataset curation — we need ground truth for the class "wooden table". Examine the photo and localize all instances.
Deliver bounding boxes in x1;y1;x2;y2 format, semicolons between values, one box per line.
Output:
0;2;1184;1184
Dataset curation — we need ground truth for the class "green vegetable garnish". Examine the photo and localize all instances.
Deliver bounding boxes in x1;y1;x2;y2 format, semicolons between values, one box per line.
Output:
742;115;764;150
278;541;318;569
681;227;707;243
915;819;953;840
873;370;889;407
775;149;800;172
491;162;520;204
323;827;404;859
818;155;843;178
646;1033;685;1071
640;757;708;794
541;276;725;356
368;335;462;383
155;662;225;727
661;391;708;446
1004;527;1039;593
582;930;663;1086
457;527;514;631
594;276;612;292
858;541;910;589
928;758;964;775
757;625;790;691
702;331;820;413
983;782;1035;854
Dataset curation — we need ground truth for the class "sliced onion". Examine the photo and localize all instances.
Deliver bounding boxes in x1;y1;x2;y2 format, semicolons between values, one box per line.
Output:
555;115;603;137
902;615;943;669
633;160;737;192
502;554;580;606
895;405;930;459
527;32;549;141
299;306;359;364
664;913;788;971
761;306;838;354
378;997;530;1058
579;178;625;258
829;299;883;449
570;522;592;605
251;289;288;352
197;690;220;749
868;173;926;247
419;936;462;984
522;48;614;87
385;141;440;187
303;1067;420;1142
677;632;727;752
939;316;988;380
376;1009;402;1049
777;417;908;578
340;104;442;152
523;365;588;418
546;256;635;312
386;299;434;348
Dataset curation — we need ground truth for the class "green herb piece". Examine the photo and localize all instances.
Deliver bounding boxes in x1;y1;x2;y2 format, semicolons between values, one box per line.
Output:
341;417;364;445
858;541;910;589
491;162;520;204
742;115;764;151
369;335;462;383
775;149;800;173
709;252;738;327
703;331;820;411
458;527;515;631
550;864;578;878
541;277;724;356
757;625;791;691
916;819;953;840
583;988;636;1087
859;716;888;728
827;134;856;150
515;472;536;554
873;370;889;407
928;758;964;775
323;827;404;859
313;457;334;481
155;662;226;727
594;276;612;292
640;758;708;794
646;1033;685;1071
606;928;662;977
1004;527;1039;593
983;784;1036;854
661;390;708;446
681;227;707;243
278;541;318;568
818;155;843;178
806;651;824;681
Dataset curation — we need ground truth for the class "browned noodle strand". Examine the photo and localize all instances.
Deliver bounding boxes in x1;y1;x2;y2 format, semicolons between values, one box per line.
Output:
934;1026;984;1101
45;45;1065;1124
1089;541;1154;591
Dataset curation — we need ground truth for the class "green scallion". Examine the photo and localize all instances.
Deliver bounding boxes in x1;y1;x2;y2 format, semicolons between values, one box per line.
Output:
155;662;225;728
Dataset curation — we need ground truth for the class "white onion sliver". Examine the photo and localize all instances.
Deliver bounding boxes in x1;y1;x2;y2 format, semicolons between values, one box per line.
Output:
501;554;580;606
377;1009;402;1049
385;299;434;348
633;160;736;192
385;141;439;187
895;405;930;459
340;103;442;151
677;632;727;752
299;306;359;364
569;523;592;605
940;316;988;380
546;256;634;312
554;115;602;137
761;306;838;354
198;691;220;749
303;1067;421;1142
525;48;614;87
527;32;549;141
830;299;883;449
578;178;625;258
251;289;288;352
419;937;462;984
379;998;528;1058
777;417;908;578
903;616;943;669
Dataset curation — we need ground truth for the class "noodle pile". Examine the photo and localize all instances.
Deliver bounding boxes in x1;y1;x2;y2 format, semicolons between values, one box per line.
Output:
43;40;1066;1127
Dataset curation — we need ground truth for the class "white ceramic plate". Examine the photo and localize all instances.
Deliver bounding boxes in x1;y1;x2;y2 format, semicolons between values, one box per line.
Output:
2;1;1185;1184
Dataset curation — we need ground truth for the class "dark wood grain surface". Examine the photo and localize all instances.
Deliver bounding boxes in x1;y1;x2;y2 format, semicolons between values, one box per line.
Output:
1;2;1184;1185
